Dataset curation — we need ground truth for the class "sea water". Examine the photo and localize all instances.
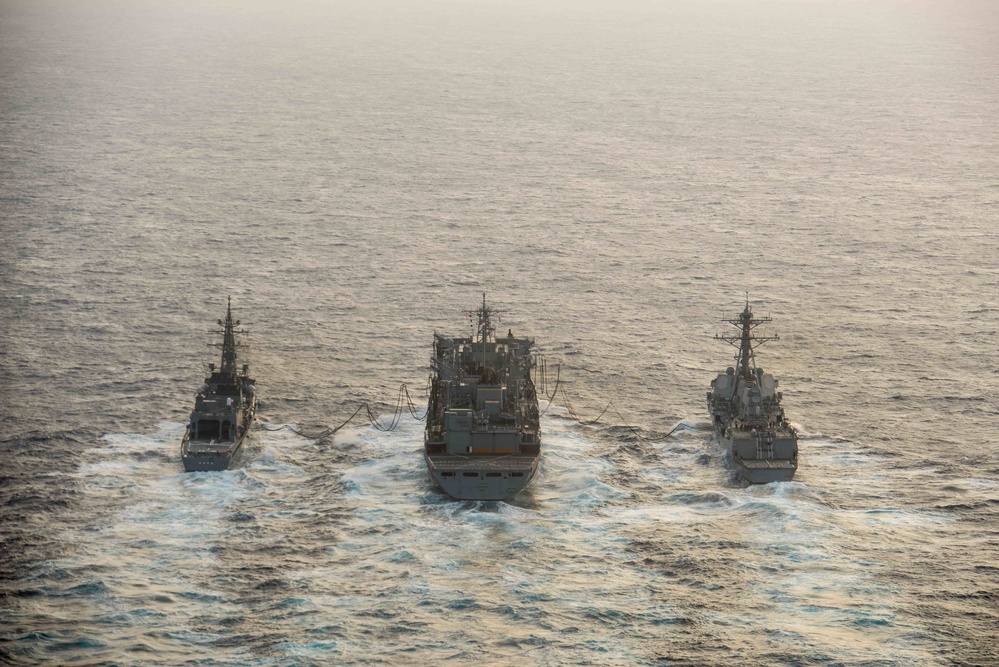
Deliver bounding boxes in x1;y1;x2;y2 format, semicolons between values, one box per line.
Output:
2;1;997;664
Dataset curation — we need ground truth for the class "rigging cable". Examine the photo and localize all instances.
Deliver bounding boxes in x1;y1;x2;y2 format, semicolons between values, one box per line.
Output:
258;402;366;440
538;362;563;418
403;383;429;421
259;371;681;445
549;381;682;444
259;382;424;439
365;383;406;432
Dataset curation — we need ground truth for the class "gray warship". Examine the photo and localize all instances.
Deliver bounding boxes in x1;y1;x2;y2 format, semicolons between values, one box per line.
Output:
424;296;541;500
707;301;798;483
181;298;257;472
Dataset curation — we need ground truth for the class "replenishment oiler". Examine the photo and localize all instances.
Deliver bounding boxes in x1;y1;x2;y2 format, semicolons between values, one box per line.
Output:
424;296;541;500
181;298;257;472
707;301;798;483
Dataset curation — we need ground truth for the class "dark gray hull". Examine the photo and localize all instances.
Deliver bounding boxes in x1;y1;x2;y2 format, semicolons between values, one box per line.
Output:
181;432;246;472
730;453;797;484
707;301;799;484
424;298;541;501
181;298;256;473
715;426;797;484
425;451;540;500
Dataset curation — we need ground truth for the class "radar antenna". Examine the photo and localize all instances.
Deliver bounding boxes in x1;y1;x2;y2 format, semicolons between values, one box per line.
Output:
208;296;250;378
466;292;498;344
465;293;500;371
714;297;778;380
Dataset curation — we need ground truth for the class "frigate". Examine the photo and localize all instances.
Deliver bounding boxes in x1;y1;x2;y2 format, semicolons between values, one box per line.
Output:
424;295;541;500
707;301;798;483
181;298;257;472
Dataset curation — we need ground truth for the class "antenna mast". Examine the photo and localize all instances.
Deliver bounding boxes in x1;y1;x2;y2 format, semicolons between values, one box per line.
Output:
208;296;249;378
715;298;778;380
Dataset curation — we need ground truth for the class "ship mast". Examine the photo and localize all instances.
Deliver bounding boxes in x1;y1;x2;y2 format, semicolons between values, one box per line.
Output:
209;296;248;379
715;298;778;380
470;293;497;370
475;293;496;343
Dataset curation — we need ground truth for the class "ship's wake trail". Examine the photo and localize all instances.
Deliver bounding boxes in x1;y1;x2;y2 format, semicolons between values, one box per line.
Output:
6;417;957;666
603;422;953;665
320;413;684;663
7;422;339;666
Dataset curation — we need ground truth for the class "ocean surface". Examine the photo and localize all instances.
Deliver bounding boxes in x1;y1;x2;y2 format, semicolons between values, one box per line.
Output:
1;0;997;664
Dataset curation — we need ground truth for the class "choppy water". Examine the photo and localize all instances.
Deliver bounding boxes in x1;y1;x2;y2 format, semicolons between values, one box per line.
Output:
2;1;998;665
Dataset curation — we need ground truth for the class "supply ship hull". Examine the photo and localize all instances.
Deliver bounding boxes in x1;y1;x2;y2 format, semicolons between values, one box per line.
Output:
424;452;540;501
424;296;541;501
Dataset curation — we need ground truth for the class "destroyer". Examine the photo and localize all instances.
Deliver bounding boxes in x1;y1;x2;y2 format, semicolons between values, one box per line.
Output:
424;296;541;500
707;301;798;483
181;298;257;472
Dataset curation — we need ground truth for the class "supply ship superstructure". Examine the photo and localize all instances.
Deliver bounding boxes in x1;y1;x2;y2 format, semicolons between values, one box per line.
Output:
707;301;798;483
424;296;541;500
181;298;256;472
